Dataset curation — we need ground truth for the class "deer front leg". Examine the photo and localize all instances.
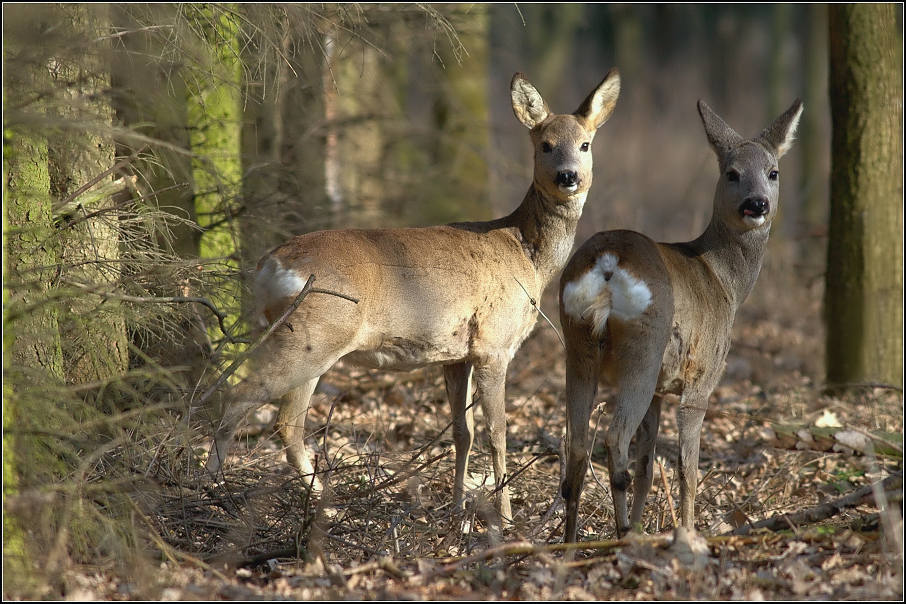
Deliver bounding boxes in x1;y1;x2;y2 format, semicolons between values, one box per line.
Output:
561;347;599;543
473;359;512;523
629;395;662;529
444;362;475;510
676;398;708;529
278;378;321;491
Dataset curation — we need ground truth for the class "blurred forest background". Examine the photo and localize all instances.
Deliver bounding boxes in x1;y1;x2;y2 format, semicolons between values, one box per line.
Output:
3;3;902;599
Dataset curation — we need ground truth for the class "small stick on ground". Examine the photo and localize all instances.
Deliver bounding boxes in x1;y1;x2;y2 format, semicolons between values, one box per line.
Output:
729;473;903;536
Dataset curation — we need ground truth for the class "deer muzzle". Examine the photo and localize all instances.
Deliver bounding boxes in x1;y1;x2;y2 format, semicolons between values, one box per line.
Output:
556;170;580;192
739;196;769;217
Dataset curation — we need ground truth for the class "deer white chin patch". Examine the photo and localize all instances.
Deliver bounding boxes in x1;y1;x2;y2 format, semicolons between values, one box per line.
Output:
559;183;579;193
562;253;652;336
742;214;767;227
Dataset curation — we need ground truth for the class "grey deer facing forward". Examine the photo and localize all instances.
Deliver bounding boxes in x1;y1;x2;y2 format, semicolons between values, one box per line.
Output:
206;70;621;523
558;98;802;541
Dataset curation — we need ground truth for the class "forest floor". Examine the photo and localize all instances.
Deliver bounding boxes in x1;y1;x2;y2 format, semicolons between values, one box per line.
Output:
61;253;903;600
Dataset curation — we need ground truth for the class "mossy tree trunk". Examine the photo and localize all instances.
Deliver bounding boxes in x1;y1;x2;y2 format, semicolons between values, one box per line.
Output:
45;3;129;383
4;134;64;377
3;6;66;594
826;4;903;390
3;125;66;601
185;5;243;356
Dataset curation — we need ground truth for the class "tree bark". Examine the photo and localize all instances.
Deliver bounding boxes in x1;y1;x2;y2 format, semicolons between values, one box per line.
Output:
826;4;903;390
3;6;66;594
46;3;129;382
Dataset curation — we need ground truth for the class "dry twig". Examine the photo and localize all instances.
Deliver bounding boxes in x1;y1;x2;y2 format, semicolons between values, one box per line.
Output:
729;473;903;536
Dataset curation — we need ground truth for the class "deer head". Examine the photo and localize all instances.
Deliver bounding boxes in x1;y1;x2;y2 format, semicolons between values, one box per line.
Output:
698;99;803;232
511;69;621;207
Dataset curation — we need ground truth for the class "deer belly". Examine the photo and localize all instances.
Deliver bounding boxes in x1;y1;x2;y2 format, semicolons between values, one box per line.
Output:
342;335;468;370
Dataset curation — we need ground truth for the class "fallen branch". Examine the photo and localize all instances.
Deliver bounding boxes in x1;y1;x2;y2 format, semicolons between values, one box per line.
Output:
729;473;903;536
432;537;627;577
238;544;308;568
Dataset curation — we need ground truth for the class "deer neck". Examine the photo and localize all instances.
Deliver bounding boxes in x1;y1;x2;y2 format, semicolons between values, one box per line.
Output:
506;183;586;289
690;207;771;311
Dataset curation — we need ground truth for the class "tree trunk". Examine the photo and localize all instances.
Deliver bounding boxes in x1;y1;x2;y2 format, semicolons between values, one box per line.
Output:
800;4;830;239
4;132;64;377
239;5;330;328
110;5;212;377
3;6;66;594
186;5;243;355
46;3;129;383
826;4;903;390
111;4;199;258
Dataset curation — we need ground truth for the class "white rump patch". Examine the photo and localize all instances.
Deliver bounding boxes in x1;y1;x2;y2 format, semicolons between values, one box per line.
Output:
562;252;652;336
253;256;307;326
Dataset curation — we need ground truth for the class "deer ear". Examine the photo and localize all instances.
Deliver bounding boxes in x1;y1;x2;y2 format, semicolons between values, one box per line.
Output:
760;99;804;158
575;67;621;129
698;100;744;159
511;73;550;129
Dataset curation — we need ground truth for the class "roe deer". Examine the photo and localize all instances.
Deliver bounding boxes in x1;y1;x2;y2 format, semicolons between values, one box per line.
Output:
558;98;802;540
206;69;621;523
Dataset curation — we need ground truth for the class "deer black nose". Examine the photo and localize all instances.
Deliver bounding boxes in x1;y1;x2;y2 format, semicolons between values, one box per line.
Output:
740;196;769;217
556;170;579;187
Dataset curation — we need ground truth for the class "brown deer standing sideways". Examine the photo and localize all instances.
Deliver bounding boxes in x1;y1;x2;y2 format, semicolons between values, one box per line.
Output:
558;98;802;541
206;69;621;523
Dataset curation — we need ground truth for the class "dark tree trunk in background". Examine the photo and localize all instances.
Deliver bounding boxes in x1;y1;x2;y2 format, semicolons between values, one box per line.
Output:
111;4;199;259
240;5;329;276
826;4;903;390
800;3;829;240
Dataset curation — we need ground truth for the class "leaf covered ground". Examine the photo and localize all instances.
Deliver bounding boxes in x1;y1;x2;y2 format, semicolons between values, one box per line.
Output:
58;254;903;600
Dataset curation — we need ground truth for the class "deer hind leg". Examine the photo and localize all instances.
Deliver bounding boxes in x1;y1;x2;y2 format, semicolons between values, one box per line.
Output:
628;394;662;530
444;362;475;511
561;337;600;543
205;322;354;477
473;359;512;523
278;378;321;491
677;397;708;530
605;337;665;537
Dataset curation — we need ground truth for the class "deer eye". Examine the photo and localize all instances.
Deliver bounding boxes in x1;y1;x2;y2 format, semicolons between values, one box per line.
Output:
580;142;590;152
726;169;740;182
768;170;779;181
541;142;553;153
